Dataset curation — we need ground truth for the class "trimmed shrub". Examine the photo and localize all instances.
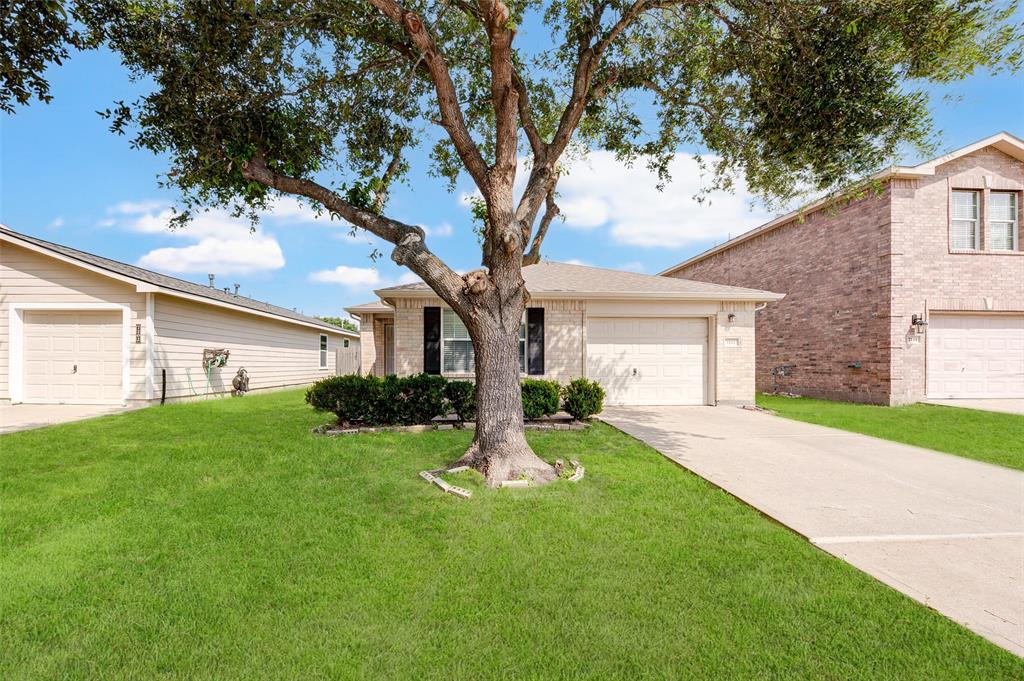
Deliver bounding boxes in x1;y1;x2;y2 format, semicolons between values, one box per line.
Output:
444;380;476;423
521;378;561;420
562;378;604;421
400;373;448;425
374;374;404;425
306;374;380;425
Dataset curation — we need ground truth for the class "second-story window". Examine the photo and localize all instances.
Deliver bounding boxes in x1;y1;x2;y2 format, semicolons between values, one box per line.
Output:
988;192;1018;251
951;190;979;250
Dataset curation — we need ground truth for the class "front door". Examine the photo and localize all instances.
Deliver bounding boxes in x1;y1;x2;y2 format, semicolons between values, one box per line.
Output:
383;321;395;375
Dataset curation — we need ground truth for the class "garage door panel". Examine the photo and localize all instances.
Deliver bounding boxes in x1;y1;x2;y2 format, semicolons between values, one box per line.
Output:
22;310;123;404
928;314;1024;398
587;316;707;406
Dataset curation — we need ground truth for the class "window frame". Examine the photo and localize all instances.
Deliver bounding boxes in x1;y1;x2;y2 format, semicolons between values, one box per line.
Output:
319;333;329;370
987;191;1019;252
950;189;980;251
441;308;527;375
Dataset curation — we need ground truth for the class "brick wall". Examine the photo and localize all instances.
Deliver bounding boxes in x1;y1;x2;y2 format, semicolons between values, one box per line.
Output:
890;148;1024;403
672;190;894;404
669;145;1024;406
715;303;757;404
387;297;585;383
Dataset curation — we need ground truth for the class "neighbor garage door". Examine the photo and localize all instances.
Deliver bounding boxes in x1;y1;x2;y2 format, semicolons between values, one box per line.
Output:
22;310;123;404
587;317;707;406
927;314;1024;398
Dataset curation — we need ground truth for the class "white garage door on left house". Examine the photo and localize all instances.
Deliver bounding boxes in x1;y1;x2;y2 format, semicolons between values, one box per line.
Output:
22;310;124;404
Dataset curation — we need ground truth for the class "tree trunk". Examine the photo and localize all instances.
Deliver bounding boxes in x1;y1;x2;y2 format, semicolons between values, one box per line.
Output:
455;298;556;487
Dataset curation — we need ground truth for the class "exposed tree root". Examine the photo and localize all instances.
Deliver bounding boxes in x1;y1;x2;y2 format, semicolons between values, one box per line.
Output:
455;440;557;487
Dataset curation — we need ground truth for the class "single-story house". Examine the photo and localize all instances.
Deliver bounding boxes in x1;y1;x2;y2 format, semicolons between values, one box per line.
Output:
662;131;1024;405
346;261;783;406
1;225;359;405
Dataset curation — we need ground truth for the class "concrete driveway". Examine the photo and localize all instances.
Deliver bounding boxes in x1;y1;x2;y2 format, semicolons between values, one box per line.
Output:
601;406;1024;656
925;398;1024;416
0;403;139;434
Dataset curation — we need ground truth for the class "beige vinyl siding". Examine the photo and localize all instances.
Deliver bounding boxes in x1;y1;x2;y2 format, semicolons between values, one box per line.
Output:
0;242;146;401
153;295;344;400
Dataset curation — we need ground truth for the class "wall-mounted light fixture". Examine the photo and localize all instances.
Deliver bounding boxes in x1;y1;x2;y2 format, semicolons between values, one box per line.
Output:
727;313;736;323
911;313;928;332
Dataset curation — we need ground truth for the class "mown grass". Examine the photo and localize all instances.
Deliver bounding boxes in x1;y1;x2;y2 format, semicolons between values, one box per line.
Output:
1;390;1021;679
758;393;1024;471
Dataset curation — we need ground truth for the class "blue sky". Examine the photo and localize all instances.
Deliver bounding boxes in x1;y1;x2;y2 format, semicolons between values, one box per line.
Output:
1;44;1022;320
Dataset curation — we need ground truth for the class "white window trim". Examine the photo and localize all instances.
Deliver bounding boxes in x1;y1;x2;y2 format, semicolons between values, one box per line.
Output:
987;191;1019;252
319;333;329;370
950;189;980;251
440;308;528;376
8;302;132;404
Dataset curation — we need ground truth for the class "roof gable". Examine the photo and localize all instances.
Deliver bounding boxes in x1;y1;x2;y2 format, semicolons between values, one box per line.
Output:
376;261;783;301
661;131;1024;275
0;225;357;337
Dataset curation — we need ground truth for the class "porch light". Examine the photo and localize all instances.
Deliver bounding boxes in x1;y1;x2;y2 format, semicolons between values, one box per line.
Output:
911;314;928;329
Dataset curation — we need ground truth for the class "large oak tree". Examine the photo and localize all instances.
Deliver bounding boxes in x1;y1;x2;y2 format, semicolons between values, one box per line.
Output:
11;0;1020;484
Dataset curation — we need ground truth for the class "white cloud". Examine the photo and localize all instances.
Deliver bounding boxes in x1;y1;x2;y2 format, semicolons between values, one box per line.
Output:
46;217;65;229
105;202;287;275
309;265;382;287
308;266;425;291
557;196;608;230
618;261;646;272
138;236;284;275
108;199;167;215
423;221;454;238
555;150;770;248
562;258;589;266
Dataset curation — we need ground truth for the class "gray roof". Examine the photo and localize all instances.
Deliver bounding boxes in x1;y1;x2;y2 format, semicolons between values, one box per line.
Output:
344;299;395;316
1;224;357;336
378;260;783;301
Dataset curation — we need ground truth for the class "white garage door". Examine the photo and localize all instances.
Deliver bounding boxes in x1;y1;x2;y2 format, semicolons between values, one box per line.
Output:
22;310;123;404
927;314;1024;398
587;317;707;406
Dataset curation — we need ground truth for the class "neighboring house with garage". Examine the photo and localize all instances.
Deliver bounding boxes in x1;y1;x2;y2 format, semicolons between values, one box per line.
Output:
345;261;783;406
0;225;358;405
662;131;1024;405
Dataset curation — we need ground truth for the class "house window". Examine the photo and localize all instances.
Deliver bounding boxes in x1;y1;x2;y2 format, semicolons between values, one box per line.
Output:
441;308;527;374
988;192;1018;251
319;334;328;369
951;190;979;250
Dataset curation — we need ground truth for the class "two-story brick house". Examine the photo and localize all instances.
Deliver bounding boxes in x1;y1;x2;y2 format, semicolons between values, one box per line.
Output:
662;131;1024;405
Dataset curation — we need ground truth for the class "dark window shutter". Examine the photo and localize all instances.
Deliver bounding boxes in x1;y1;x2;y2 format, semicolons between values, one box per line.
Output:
527;307;545;375
423;307;441;374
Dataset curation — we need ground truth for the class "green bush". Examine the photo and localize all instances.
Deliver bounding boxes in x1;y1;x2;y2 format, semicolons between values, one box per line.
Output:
399;373;448;425
306;374;380;425
562;378;604;421
444;380;476;422
374;375;404;425
307;373;448;426
521;378;561;420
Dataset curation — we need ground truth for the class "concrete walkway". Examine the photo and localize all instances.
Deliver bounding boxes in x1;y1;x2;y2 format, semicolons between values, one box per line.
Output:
0;404;139;434
925;398;1024;416
600;406;1024;656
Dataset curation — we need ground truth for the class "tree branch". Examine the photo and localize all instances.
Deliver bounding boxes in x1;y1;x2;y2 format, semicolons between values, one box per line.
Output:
368;0;491;191
522;184;559;266
241;152;467;307
512;68;543;158
372;144;406;213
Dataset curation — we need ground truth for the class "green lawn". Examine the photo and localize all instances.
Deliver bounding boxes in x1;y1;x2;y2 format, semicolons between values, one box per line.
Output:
758;394;1024;471
2;391;1020;679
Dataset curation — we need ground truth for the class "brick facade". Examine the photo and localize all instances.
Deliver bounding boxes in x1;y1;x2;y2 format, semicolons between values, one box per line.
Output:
669;146;1024;405
357;296;760;405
